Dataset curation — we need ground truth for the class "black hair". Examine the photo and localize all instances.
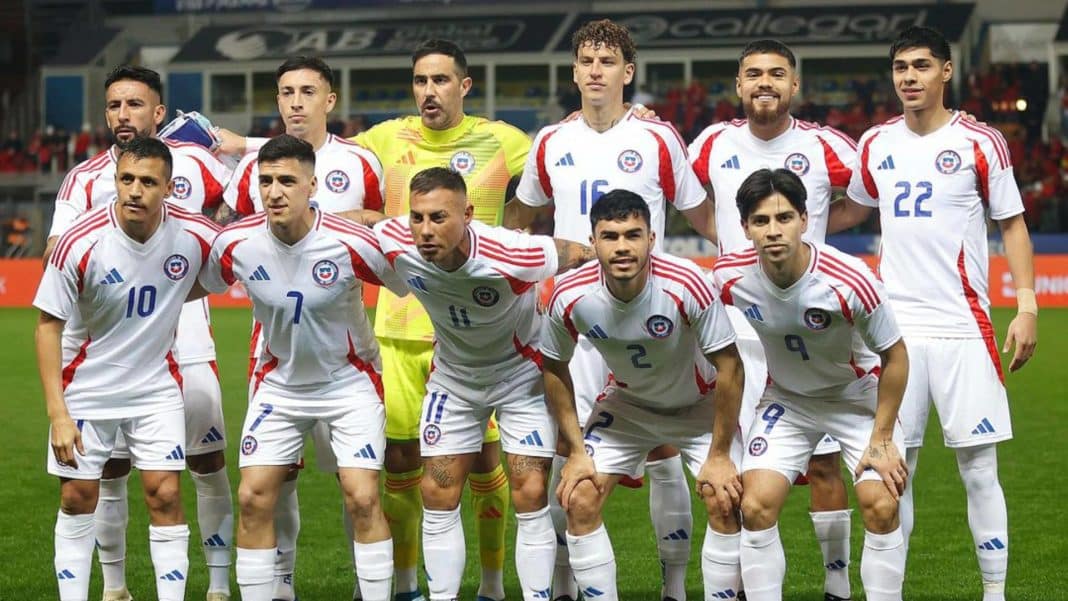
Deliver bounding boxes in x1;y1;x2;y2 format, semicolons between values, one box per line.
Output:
276;55;334;88
410;166;467;196
258;134;316;169
739;39;797;69
589;189;650;229
118;136;172;177
890;26;951;63
572;19;637;64
105;65;164;100
736;168;808;220
412;39;468;76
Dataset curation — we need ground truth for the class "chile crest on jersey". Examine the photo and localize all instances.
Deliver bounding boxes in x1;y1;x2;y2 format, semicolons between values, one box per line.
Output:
472;285;500;307
784;153;810;176
171;176;192;200
803;308;831;330
646;314;674;338
312;259;339;287
935;150;962;174
164;254;190;280
617;149;643;173
325;170;350;193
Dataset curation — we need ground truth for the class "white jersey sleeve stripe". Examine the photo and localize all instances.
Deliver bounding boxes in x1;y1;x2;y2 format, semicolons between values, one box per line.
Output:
959;120;1011;169
52;212;110;269
651;257;714;308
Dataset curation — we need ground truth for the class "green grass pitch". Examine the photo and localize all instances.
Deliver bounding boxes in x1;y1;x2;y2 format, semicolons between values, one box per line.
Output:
1;307;1065;599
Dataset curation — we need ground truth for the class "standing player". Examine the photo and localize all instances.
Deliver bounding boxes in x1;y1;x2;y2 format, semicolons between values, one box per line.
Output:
374;167;594;601
45;65;233;601
844;26;1037;601
508;20;714;601
35;138;219;601
688;40;860;601
542;190;744;601
199;135;408;601
713;168;909;601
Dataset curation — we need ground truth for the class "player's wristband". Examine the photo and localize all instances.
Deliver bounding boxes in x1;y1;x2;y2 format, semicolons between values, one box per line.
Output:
1016;288;1038;315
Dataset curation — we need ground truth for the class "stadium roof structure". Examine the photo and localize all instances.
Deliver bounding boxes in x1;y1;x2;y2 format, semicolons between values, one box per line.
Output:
46;26;122;66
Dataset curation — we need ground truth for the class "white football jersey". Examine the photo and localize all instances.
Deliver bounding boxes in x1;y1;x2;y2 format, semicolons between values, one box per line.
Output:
689;117;857;256
541;254;736;410
34;202;219;419
375;217;558;386
49;140;232;365
516;108;706;248
200;210;406;399
712;243;901;398
224;134;384;216
847;113;1024;338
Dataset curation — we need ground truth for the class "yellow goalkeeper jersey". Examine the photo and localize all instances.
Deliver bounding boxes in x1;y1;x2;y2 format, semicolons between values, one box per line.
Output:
352;114;531;341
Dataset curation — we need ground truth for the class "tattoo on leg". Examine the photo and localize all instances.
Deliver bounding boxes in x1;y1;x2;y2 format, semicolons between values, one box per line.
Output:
508;454;551;478
427;456;457;488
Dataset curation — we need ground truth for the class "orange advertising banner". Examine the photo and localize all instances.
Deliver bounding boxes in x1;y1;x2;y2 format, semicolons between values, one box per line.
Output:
4;256;1068;309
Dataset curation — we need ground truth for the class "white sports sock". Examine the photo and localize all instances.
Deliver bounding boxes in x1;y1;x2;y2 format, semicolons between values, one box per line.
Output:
354;539;393;601
237;547;277;601
647;456;692;601
701;525;741;600
957;445;1009;588
900;446;920;555
740;525;785;601
567;525;618;601
149;524;191;601
860;528;904;601
190;467;233;595
423;507;465;600
811;509;852;599
515;506;555;600
549;455;577;600
95;475;129;592
55;511;95;601
272;479;299;601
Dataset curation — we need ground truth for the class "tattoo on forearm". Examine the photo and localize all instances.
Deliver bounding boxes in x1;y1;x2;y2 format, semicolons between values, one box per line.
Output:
427;456;457;488
508;454;550;478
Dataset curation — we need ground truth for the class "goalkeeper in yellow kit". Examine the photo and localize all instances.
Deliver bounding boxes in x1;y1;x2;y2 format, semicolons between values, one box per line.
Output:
352;40;530;601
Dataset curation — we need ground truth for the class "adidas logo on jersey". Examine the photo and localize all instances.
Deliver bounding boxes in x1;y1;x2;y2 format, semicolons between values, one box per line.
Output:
555;153;575;167
355;443;377;459
249;265;270;281
200;427;224;444
971;418;996;435
744;304;764;322
399;150;417;165
408;276;428;292
720;155;740;169
519;430;545;447
877;155;896;170
978;537;1005;551
164;445;185;461
661;528;689;541
586;324;608;339
99;268;124;285
160;569;185;581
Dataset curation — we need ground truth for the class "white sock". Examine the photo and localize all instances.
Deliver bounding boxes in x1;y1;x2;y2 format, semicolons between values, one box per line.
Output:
395;566;419;598
272;479;299;600
900;446;920;556
549;455;577;599
516;506;555;600
647;456;692;601
957;445;1009;592
95;475;129;592
860;528;904;601
740;525;785;601
237;547;277;601
55;511;95;601
191;467;234;595
423;507;465;600
343;501;362;600
701;526;741;600
567;524;618;601
149;524;191;601
480;565;506;601
354;539;393;601
811;509;852;599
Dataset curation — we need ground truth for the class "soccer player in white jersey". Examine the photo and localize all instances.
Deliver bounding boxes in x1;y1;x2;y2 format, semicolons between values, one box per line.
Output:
841;27;1037;601
198;135;406;601
44;65;234;601
35;138;220;601
712;168;909;601
688;40;860;601
507;20;715;601
541;190;743;601
373;167;593;601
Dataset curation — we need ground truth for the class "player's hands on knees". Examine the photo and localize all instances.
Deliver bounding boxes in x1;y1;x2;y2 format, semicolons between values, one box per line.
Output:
50;416;84;468
856;438;908;499
1003;312;1037;372
557;452;599;511
696;453;742;518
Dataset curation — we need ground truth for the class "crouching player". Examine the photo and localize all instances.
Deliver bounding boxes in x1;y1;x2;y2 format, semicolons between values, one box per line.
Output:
712;168;909;601
542;190;745;601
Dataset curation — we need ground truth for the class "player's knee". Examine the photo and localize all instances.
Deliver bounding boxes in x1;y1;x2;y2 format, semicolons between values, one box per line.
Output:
565;479;603;524
858;491;898;533
419;473;462;510
343;487;381;522
186;450;225;474
956;446;1000;496
740;494;779;530
144;474;183;514
237;479;276;517
60;482;99;515
509;473;548;512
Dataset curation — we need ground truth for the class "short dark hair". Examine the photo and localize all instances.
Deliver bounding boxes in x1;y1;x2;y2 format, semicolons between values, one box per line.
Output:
890;26;951;63
258;134;316;169
410;166;467;197
572;19;637;64
590;189;650;229
739;39;796;69
118;136;172;177
412;39;468;76
276;56;334;88
736;168;807;220
105;65;164;100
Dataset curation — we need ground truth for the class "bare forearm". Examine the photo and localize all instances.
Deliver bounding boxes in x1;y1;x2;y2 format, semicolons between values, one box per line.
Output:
554;240;595;274
543;359;585;452
873;340;908;438
827;197;873;234
682;199;717;244
504;198;538;231
35;315;68;421
1000;214;1035;295
707;345;744;456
